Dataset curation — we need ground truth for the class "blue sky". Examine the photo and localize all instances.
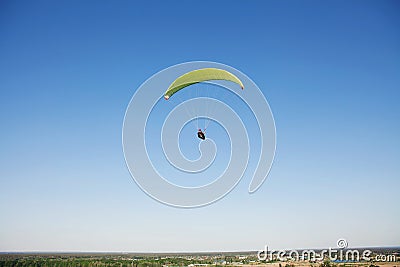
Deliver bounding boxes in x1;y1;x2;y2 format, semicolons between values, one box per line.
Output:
0;0;399;252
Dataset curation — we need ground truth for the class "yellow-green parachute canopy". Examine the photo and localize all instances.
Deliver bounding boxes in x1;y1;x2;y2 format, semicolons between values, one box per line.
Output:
164;68;244;100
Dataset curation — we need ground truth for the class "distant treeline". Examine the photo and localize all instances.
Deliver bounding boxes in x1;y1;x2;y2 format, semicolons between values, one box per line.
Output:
1;258;149;267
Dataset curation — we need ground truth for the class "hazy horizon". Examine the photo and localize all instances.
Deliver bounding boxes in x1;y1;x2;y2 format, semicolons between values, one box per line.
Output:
1;0;399;252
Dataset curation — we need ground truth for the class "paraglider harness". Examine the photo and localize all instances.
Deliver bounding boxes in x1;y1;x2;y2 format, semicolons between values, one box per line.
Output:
197;129;206;140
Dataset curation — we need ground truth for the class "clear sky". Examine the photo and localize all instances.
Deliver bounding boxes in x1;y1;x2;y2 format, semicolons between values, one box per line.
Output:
0;0;399;252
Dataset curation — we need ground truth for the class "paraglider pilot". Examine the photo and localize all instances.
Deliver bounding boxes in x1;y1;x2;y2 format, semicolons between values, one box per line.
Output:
197;129;206;140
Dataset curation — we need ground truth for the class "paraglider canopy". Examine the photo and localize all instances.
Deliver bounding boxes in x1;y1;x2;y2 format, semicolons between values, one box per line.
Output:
164;68;244;100
163;68;245;141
